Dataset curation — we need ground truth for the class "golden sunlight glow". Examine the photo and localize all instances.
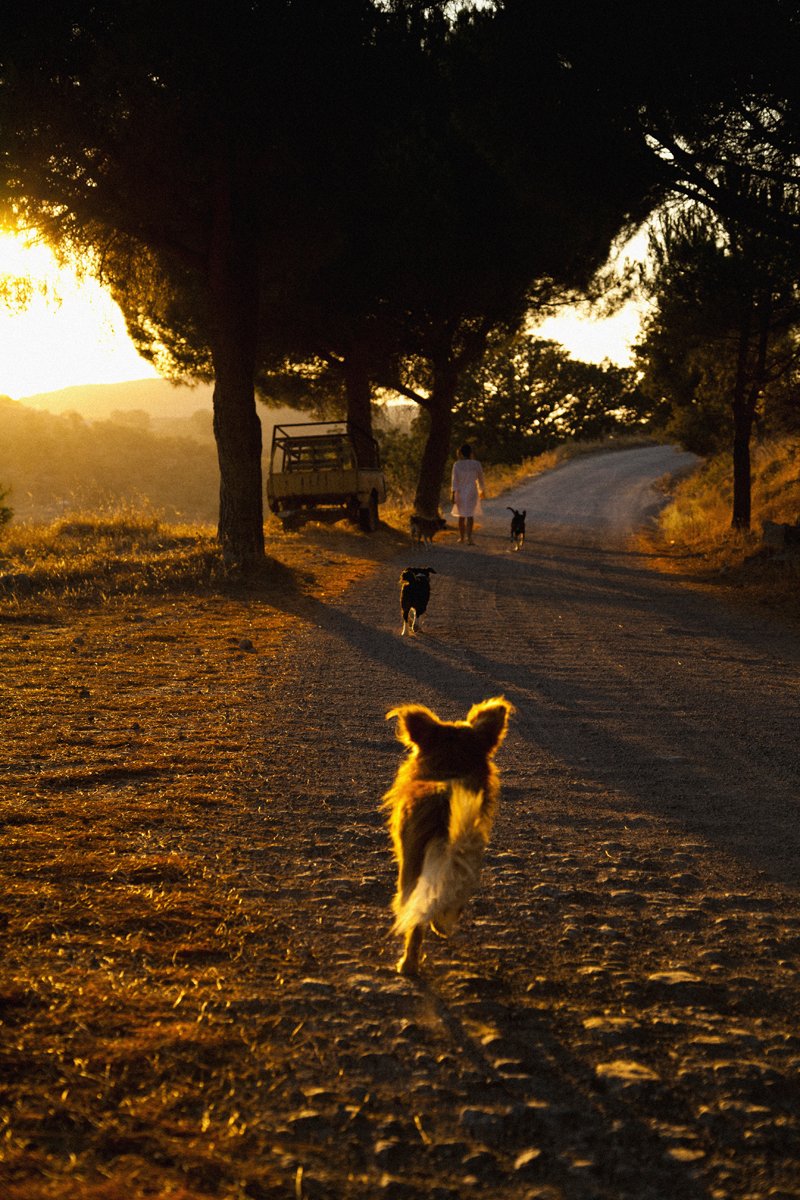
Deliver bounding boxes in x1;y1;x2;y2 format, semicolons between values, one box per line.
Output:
0;226;645;401
0;232;158;399
530;226;649;366
531;301;643;367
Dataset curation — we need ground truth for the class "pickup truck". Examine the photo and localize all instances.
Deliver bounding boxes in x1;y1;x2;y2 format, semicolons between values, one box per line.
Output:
266;420;387;531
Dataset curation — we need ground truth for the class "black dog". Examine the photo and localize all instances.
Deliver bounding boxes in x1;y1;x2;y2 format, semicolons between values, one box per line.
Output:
410;514;447;549
400;567;435;636
507;508;526;551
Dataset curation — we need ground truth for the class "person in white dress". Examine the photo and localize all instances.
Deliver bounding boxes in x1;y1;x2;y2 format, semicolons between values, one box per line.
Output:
450;443;485;544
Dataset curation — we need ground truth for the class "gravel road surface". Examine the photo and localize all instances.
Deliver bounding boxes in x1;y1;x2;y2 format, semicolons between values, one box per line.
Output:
248;445;800;1199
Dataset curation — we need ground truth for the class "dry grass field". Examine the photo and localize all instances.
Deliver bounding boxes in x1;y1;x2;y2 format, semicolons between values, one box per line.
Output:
1;510;406;1200
644;435;800;625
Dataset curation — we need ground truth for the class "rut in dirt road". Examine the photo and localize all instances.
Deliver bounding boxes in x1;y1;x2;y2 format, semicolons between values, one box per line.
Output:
251;445;800;1200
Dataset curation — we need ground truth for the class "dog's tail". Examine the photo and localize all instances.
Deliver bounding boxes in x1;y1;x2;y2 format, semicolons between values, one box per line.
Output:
393;785;488;937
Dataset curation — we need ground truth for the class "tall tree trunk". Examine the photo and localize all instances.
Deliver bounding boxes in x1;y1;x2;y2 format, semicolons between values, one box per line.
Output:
730;294;770;532
211;347;264;569
342;348;378;467
208;172;264;570
731;416;753;531
730;305;753;532
413;363;457;516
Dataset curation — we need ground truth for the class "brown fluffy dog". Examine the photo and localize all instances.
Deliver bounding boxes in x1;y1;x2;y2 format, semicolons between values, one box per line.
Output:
383;697;513;976
410;514;447;549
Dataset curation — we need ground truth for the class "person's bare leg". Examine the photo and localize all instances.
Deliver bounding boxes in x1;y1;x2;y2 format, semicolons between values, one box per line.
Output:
467;517;475;544
458;517;466;542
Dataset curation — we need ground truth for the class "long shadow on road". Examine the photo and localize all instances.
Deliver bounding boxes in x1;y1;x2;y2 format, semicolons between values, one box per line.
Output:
255;529;800;888
241;525;798;1199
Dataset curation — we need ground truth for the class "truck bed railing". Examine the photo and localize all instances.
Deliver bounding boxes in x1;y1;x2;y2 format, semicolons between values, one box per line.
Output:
269;421;381;471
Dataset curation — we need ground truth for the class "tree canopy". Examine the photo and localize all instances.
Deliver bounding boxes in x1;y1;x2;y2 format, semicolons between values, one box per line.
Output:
366;1;665;514
636;203;800;528
1;0;400;565
452;333;651;465
4;0;799;553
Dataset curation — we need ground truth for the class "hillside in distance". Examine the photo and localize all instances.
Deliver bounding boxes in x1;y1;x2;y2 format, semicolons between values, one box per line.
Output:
0;384;310;524
20;377;214;423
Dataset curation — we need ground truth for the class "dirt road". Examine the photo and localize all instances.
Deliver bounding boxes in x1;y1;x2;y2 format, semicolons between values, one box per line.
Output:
249;445;800;1199
5;445;798;1200
484;443;698;540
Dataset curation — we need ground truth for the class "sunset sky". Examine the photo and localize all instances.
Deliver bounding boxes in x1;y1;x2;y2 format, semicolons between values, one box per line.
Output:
0;232;158;399
0;230;643;400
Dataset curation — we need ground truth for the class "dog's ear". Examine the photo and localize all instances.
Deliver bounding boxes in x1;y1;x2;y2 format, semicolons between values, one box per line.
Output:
425;566;436;574
386;704;442;751
466;696;514;753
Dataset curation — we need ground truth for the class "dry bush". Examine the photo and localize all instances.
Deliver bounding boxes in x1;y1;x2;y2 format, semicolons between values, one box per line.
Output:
649;435;800;620
0;507;223;612
657;436;800;557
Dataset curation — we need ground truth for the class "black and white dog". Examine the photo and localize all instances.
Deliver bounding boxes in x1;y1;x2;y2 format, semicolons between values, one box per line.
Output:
410;514;447;549
399;567;435;636
507;508;526;551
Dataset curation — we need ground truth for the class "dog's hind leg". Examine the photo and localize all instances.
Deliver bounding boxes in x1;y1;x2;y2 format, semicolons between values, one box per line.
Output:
397;925;423;976
394;848;425;973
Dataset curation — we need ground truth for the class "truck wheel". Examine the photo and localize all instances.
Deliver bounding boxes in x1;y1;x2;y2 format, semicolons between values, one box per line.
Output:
358;493;379;532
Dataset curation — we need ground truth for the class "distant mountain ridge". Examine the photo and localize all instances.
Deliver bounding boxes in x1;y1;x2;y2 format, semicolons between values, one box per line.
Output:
0;381;312;522
19;378;214;422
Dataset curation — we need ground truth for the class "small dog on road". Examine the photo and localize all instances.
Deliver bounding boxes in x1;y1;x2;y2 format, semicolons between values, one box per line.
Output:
399;567;435;636
383;696;513;976
507;508;526;551
410;514;447;549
